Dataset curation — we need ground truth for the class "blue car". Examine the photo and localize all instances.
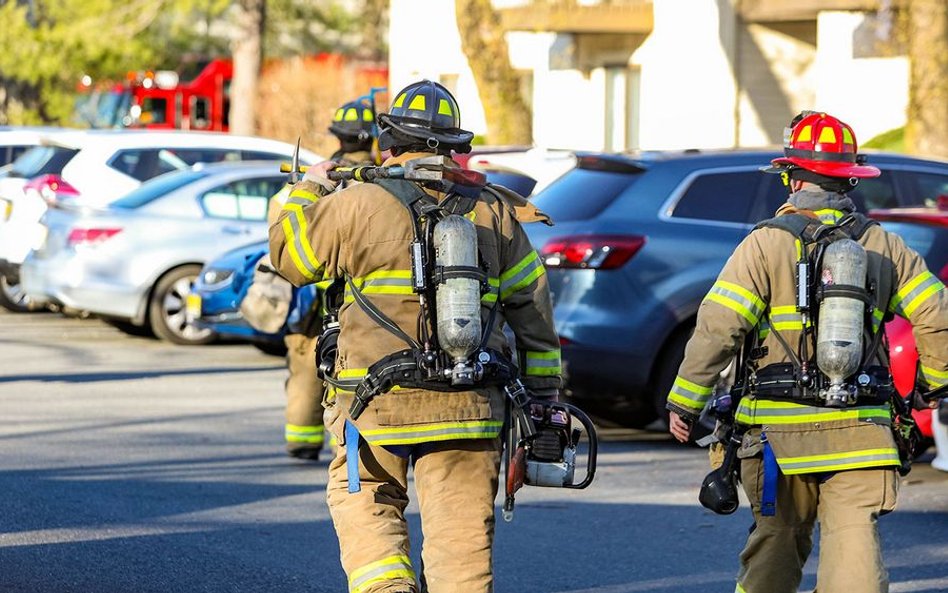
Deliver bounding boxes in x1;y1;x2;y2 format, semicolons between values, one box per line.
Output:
191;167;540;353
189;240;286;354
525;149;948;426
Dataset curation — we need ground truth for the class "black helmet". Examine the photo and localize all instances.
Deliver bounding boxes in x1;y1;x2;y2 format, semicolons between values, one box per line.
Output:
377;80;474;154
328;99;375;143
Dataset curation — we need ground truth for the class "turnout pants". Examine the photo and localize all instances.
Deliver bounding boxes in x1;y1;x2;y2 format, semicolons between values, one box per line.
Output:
283;333;324;454
736;459;898;593
326;437;502;593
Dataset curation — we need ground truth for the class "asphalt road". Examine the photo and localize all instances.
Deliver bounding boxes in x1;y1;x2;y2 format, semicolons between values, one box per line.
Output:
1;310;947;593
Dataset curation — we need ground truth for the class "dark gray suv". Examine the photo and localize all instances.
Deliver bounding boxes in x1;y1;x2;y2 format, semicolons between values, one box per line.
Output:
525;149;948;425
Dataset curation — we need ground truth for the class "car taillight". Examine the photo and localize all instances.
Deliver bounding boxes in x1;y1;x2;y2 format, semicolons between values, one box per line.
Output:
67;228;122;247
23;174;80;205
540;235;646;270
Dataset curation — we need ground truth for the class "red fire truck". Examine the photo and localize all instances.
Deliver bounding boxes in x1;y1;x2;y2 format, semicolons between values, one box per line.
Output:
78;59;232;132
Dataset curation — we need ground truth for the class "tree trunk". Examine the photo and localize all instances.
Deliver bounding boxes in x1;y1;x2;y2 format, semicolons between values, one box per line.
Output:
359;0;388;62
455;0;532;145
229;0;266;135
905;0;948;157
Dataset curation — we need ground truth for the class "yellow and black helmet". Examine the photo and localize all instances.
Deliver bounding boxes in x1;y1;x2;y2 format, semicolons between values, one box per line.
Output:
328;99;375;143
378;80;474;154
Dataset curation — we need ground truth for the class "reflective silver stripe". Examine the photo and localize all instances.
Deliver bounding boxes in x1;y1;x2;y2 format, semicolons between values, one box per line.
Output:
349;555;414;593
900;274;943;317
705;282;764;324
500;253;545;299
778;451;900;473
284;210;319;277
360;422;503;446
287;195;316;208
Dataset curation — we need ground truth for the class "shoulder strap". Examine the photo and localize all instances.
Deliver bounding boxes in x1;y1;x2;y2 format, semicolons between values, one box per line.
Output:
374;178;436;212
754;213;820;242
838;211;879;240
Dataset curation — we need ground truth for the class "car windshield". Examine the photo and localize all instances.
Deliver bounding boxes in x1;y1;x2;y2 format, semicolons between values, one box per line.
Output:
111;169;207;209
532;167;641;221
9;145;79;179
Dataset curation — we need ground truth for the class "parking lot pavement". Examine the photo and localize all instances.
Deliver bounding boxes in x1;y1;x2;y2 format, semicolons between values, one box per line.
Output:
1;310;947;593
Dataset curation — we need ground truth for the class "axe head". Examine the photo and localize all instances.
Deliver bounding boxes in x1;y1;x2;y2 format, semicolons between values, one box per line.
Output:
403;155;486;187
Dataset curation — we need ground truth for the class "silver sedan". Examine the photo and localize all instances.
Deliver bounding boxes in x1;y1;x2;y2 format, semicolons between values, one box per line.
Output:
21;161;292;345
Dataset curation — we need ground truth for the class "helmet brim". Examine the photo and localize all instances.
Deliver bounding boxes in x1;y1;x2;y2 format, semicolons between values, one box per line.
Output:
378;113;474;149
767;156;881;178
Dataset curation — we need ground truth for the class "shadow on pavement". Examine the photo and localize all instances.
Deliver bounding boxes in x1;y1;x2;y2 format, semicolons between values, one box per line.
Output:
0;365;284;384
1;454;946;593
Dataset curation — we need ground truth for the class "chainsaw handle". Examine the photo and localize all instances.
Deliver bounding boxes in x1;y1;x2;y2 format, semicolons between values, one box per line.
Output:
556;401;598;489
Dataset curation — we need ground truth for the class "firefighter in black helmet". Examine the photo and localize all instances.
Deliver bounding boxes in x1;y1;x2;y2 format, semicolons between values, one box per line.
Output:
269;80;560;593
328;98;379;164
262;97;380;462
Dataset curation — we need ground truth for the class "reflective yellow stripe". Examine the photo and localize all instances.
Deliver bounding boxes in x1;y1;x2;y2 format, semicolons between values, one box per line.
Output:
735;399;890;425
500;251;545;300
281;216;316;280
768;305;811;331
438;98;453;116
735;584;747;593
482;277;500;304
668;376;713;412
777;447;900;474
338;368;368;379
349;555;414;593
814;208;844;224
285;424;325;444
922;365;948;387
705;280;764;326
344;270;415;302
359;421;503;446
408;95;426;111
890;271;944;318
289;188;319;202
525;349;561;376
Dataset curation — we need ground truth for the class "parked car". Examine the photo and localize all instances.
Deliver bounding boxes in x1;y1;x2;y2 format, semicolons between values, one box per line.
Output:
188;239;287;354
20;161;311;344
524;149;948;426
0;126;64;168
187;166;540;351
0;129;318;312
874;206;948;444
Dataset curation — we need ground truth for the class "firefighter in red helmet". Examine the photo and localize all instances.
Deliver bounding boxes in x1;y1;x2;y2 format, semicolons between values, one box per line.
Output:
667;112;947;593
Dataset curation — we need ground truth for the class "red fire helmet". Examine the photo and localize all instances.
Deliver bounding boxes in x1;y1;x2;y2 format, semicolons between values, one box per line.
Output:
768;112;880;179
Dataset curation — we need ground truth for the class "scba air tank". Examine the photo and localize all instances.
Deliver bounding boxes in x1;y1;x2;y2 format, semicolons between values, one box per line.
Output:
433;214;482;384
816;238;867;407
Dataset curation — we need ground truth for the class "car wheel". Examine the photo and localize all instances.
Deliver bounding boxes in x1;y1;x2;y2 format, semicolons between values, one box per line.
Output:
0;275;38;313
148;265;216;345
252;341;289;357
651;326;695;426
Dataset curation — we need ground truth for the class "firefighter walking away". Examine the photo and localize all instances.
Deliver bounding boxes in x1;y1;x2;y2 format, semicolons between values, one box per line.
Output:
666;112;948;593
269;80;596;593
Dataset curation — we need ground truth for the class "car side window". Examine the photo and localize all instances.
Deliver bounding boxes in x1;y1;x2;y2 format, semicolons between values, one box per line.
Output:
671;171;759;223
200;176;283;221
109;149;168;181
847;170;897;211
241;150;287;162
899;171;948;208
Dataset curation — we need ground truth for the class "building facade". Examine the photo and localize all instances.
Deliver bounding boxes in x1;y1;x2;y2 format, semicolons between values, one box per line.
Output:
388;0;908;151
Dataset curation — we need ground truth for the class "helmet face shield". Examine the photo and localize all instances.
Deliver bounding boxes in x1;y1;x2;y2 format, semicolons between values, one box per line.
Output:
378;80;474;152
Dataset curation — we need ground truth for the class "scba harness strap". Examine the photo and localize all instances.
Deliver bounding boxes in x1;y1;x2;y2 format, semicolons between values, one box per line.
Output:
319;177;519;421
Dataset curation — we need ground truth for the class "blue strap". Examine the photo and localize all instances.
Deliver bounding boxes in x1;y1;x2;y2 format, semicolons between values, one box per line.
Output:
761;432;778;517
345;420;361;494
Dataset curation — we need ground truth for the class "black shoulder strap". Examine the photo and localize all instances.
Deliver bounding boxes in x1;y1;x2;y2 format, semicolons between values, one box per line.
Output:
839;212;879;240
374;178;436;212
754;213;821;242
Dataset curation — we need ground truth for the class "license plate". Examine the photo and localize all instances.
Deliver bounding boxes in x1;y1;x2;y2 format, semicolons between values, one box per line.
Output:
185;293;202;320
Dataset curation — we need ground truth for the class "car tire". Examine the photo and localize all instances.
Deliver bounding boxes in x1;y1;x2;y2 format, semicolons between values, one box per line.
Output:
148;265;216;346
252;341;289;357
0;275;39;313
651;326;695;426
